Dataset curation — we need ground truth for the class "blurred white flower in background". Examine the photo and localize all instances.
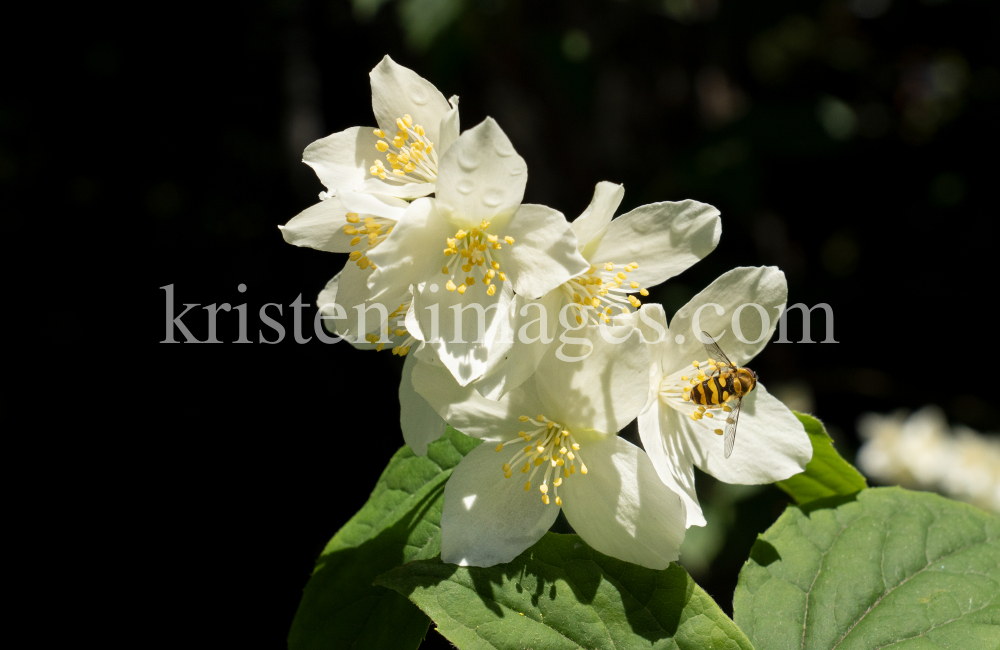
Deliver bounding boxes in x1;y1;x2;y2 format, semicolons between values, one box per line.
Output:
857;407;1000;513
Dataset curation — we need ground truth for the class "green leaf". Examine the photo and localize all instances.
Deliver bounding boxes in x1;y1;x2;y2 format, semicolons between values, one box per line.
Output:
775;412;867;505
376;532;753;650
288;427;481;650
734;487;1000;650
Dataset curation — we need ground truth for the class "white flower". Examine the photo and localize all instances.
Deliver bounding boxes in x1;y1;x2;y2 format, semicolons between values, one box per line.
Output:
368;118;589;385
411;319;687;569
857;407;1000;513
300;55;459;200
635;267;812;527
474;181;722;400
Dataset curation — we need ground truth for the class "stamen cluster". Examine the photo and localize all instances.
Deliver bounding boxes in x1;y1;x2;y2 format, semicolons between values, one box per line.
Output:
363;300;417;356
369;114;437;183
494;414;588;506
343;213;394;270
441;220;514;297
560;261;649;325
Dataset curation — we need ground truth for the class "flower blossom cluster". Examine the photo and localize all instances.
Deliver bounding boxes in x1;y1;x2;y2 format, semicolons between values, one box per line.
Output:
281;56;811;570
857;407;1000;513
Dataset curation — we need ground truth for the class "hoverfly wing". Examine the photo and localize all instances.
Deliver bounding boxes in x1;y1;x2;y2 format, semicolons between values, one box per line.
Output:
701;331;734;368
723;398;742;459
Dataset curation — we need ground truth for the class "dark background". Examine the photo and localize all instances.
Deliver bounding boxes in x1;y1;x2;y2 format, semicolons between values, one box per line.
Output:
9;0;997;646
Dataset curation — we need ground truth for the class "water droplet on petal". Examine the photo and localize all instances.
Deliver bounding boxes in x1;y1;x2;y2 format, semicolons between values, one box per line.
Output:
494;141;516;157
482;189;504;208
456;180;475;195
409;85;429;106
458;150;480;171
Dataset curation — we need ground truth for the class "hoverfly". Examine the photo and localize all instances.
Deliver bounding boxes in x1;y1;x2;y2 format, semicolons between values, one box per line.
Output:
685;331;758;458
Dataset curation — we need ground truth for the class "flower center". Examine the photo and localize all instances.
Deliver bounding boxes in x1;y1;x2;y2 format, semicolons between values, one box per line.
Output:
343;213;395;270
658;359;736;437
440;220;514;297
494;413;587;506
362;299;417;356
559;262;648;325
368;114;437;183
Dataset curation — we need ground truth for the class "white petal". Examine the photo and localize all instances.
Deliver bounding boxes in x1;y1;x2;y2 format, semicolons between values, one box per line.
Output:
411;358;545;441
336;190;409;221
572;181;624;258
366;198;453;302
666;266;787;370
499;204;590;299
399;354;448;456
637;400;705;527
370;55;452;150
280;197;353;253
316;266;407;348
411;277;513;386
533;317;651;434
587;200;721;289
441;441;560;567
665;384;811;484
438;95;460;154
302;127;376;194
473;291;561;401
560;436;686;570
435;118;527;228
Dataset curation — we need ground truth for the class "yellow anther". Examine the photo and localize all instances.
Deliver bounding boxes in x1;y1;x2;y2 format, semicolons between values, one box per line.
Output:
425;143;433;153
693;361;700;368
536;444;545;453
571;443;580;450
534;457;544;466
616;272;627;280
396;117;407;130
346;213;360;223
404;162;415;172
698;405;707;412
498;272;506;281
576;315;583;325
580;464;588;475
455;229;467;239
561;430;570;437
521;462;530;473
504;470;512;478
368;233;378;246
466;277;475;286
376;343;385;351
393;169;405;176
630;281;639;289
404;114;413;126
605;262;614;271
690;412;700;421
681;375;689;381
487;285;496;296
487;234;498;243
376;140;388;152
715;429;724;435
492;261;500;270
349;251;362;261
523;445;532;453
502;463;511;472
416;125;425;136
446;280;457;292
628;295;641;308
394;329;407;336
537;415;545;422
524;481;531;492
457;284;467;294
563;468;570;478
555;496;562;506
570;465;576;475
373;129;385;137
442;266;449;274
519;415;530;422
640;288;649;296
542;494;550;505
505;236;515;245
554;477;563;487
350;236;361;246
705;412;714;418
495;443;504;452
539;484;548;494
393;137;404;148
723;405;733;412
480;219;491;229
